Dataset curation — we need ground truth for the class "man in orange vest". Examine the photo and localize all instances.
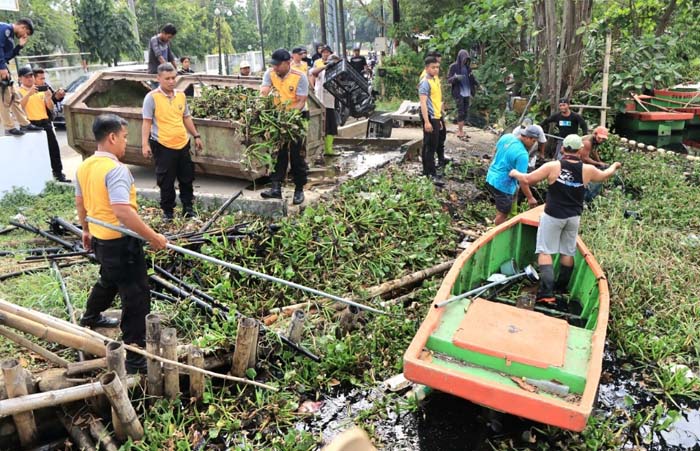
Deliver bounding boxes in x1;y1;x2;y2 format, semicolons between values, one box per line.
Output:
142;63;203;221
75;114;167;373
260;49;309;205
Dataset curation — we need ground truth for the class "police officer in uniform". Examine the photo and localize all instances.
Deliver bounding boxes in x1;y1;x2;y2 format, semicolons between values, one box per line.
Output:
75;114;168;373
260;49;310;205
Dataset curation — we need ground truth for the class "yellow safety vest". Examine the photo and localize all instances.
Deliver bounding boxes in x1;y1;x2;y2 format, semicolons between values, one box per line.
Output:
76;155;138;240
18;86;48;121
150;90;189;149
270;69;305;110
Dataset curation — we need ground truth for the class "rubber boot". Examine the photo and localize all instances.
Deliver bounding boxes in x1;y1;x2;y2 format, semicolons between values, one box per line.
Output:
261;181;282;199
555;264;574;293
536;264;555;303
293;188;305;205
324;135;339;156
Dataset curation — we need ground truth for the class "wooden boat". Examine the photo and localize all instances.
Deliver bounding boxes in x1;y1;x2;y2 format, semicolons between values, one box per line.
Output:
403;206;609;432
616;97;693;135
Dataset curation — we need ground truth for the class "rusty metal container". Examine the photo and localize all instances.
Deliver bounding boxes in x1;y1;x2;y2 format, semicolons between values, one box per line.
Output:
64;71;324;180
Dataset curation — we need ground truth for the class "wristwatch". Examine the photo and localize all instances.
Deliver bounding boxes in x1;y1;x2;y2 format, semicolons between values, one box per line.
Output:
193;135;201;139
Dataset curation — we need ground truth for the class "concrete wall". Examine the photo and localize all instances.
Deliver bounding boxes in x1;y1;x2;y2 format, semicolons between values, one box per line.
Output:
205;51;264;75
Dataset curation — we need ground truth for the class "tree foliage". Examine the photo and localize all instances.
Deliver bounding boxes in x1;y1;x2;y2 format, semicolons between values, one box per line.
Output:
263;0;288;51
76;0;141;65
286;2;303;48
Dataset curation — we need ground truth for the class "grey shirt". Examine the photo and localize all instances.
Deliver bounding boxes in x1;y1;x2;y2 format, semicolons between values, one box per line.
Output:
148;35;176;74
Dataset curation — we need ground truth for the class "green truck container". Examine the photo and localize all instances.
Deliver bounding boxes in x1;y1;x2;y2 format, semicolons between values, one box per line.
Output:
64;71;324;180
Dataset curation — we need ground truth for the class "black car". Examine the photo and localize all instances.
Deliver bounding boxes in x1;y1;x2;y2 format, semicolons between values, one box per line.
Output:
52;74;90;128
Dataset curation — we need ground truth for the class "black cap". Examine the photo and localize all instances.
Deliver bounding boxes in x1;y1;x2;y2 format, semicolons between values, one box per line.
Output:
321;45;333;53
270;49;291;65
17;18;34;35
559;97;570;105
18;65;33;77
291;47;305;54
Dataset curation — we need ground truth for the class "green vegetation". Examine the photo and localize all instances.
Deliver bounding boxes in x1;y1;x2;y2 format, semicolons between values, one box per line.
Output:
1;143;700;449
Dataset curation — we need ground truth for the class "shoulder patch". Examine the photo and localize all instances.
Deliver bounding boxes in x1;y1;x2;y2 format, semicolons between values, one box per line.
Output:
4;29;11;38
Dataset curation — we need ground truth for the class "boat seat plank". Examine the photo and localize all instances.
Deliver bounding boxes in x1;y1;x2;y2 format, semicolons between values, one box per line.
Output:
452;298;568;368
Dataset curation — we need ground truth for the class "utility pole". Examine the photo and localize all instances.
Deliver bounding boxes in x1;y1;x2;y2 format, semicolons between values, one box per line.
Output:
319;0;327;45
337;0;346;57
255;0;265;67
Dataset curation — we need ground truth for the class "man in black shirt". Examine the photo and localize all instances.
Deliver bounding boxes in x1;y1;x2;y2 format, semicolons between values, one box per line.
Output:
348;44;368;75
509;134;620;304
540;98;588;159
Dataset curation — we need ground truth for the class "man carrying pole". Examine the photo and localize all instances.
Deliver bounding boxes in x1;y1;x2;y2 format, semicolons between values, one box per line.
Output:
260;49;309;205
76;114;168;374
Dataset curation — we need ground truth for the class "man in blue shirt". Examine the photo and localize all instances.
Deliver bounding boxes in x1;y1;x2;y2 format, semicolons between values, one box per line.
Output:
0;19;43;136
486;126;540;225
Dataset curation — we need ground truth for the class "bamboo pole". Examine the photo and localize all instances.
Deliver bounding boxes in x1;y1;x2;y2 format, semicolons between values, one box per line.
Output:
247;321;259;370
0;310;105;357
2;359;38;446
286;310;305;344
269;260;455;314
87;416;119;451
187;346;205;402
161;328;179;400
65;358;107;377
51;261;85;362
145;313;163;397
99;372;144;441
231;318;257;377
0;376;140;417
0;326;69;367
0;299;96;340
600;31;612;125
57;411;96;451
106;341;126;441
363;260;455;299
0;299;276;391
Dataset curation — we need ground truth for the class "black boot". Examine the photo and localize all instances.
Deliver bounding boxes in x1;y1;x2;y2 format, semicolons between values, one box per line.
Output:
536;264;555;303
125;351;147;374
5;128;24;136
162;210;174;222
183;206;197;218
555;264;574;293
261;182;282;199
79;313;120;328
20;124;43;132
292;188;304;205
53;172;71;183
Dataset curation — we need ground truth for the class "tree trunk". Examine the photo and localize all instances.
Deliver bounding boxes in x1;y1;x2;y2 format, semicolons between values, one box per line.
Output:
655;0;677;37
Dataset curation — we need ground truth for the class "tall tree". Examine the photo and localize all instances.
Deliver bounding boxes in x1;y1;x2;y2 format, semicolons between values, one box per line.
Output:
286;2;303;48
76;0;141;65
263;0;288;51
534;0;593;113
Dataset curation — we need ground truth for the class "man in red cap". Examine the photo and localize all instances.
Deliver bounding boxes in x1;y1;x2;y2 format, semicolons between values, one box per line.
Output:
580;126;609;169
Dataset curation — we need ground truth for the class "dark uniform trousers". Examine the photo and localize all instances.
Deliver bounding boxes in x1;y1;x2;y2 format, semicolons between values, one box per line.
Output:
85;236;150;349
270;138;308;188
30;119;63;175
420;113;447;166
150;138;195;214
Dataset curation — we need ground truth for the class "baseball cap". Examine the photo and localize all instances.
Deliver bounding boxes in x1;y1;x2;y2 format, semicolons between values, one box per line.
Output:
516;123;546;144
270;49;291;65
521;125;542;140
18;65;33;77
321;45;333;53
559;97;570;105
17;18;34;35
291;47;305;54
240;60;251;68
593;126;609;139
563;134;583;150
